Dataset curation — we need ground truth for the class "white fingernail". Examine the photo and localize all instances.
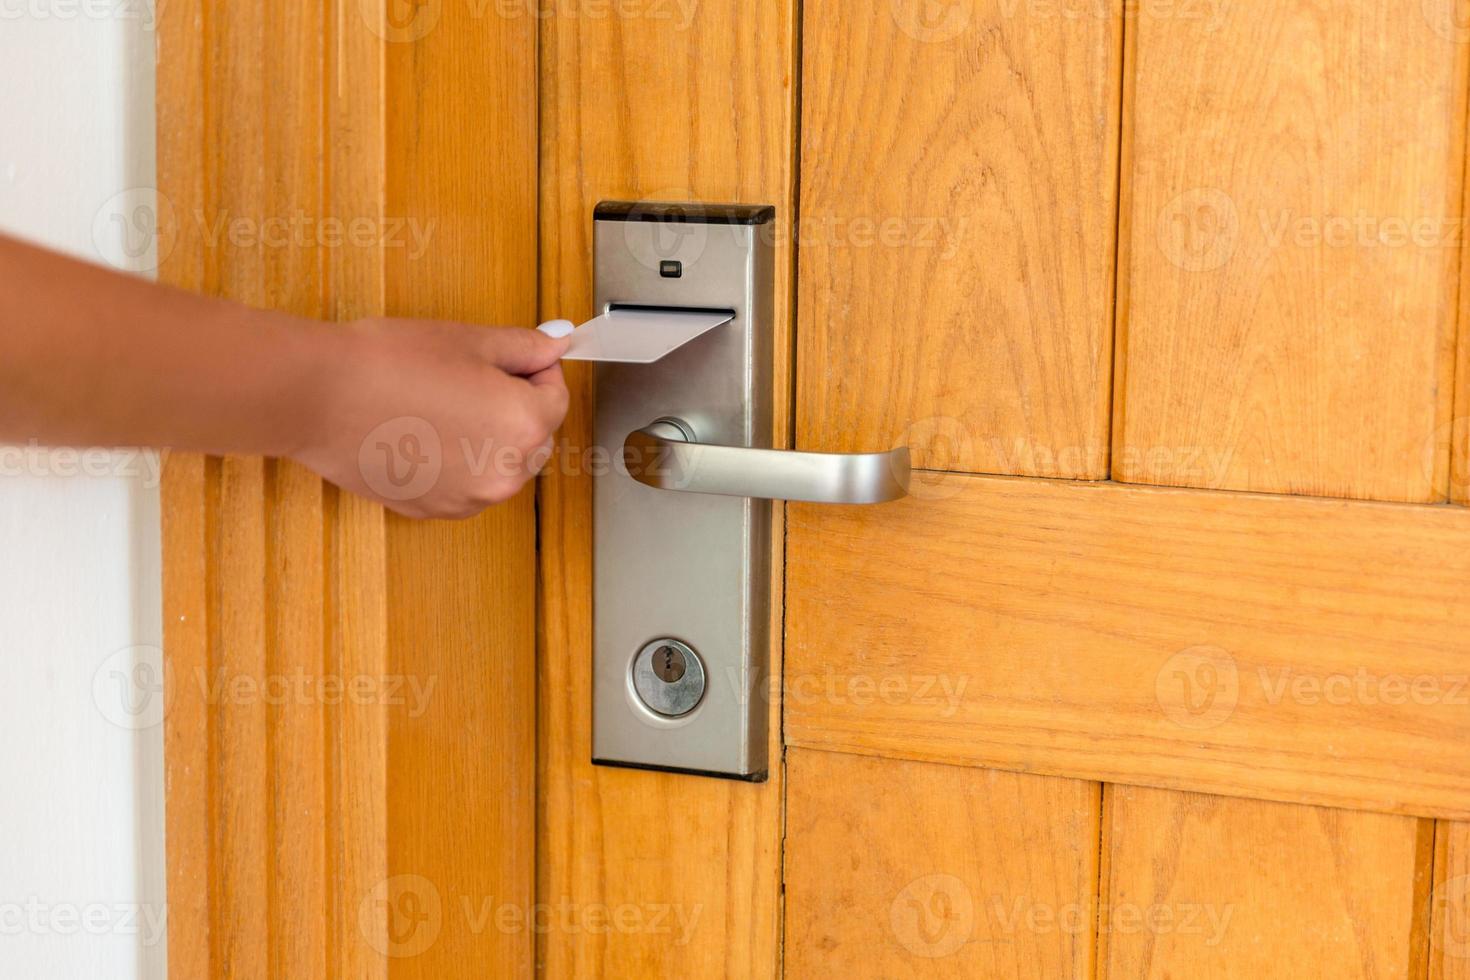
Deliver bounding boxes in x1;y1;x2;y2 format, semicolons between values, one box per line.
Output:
537;319;575;339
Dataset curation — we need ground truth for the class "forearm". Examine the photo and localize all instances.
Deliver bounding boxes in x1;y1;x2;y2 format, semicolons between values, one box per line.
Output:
0;233;333;457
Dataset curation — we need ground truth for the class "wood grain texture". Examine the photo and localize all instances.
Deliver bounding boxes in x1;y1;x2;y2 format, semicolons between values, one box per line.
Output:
784;749;1100;978
1433;821;1470;979
384;511;537;977
1456;56;1470;508
159;0;538;975
212;456;272;976
536;1;796;976
160;453;210;978
1114;0;1468;501
215;2;331;971
379;0;540;974
326;3;391;977
325;489;390;980
1100;785;1432;978
1457;336;1470;505
268;459;329;979
263;4;332;973
1110;7;1463;967
785;474;1470;818
1455;151;1470;505
796;0;1122;478
157;0;210;971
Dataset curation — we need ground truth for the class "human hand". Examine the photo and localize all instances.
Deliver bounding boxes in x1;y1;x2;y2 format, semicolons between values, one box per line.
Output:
295;318;571;519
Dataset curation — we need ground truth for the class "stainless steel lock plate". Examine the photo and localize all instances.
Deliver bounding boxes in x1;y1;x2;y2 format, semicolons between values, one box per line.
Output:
591;201;774;780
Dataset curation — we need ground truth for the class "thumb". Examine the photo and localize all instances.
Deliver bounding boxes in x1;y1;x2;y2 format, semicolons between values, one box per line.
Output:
481;325;570;376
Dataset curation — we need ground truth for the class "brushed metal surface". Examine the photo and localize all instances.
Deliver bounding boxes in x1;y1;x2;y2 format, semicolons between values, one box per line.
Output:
592;203;774;780
624;422;911;504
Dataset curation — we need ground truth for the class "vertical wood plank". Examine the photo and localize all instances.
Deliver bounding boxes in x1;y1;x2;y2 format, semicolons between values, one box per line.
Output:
260;0;332;973
784;749;1100;978
1115;0;1468;502
211;455;271;976
383;512;537;977
267;459;328;980
1102;785;1433;979
796;0;1122;477
1455;146;1470;505
161;449;210;980
207;0;280;970
1456;333;1470;504
380;1;539;975
324;490;389;980
326;2;390;976
1448;0;1470;509
537;1;796;976
1433;822;1470;979
157;0;212;972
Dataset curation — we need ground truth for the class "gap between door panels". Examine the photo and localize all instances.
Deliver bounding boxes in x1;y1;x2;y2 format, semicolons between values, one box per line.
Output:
775;2;806;975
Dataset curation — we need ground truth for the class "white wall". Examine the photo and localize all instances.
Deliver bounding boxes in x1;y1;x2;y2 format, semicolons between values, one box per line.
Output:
0;3;166;978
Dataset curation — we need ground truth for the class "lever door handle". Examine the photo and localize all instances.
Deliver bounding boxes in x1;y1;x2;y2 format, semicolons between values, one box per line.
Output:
623;418;911;504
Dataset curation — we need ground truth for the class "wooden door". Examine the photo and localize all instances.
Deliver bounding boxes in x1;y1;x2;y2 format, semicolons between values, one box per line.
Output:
539;0;1470;977
157;0;1470;976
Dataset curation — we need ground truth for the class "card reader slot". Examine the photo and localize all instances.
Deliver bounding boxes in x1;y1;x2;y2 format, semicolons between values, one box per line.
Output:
607;303;738;318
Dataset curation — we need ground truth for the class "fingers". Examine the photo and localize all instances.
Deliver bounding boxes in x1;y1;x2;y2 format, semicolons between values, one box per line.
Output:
526;435;555;478
524;363;570;426
482;325;570;376
526;360;564;389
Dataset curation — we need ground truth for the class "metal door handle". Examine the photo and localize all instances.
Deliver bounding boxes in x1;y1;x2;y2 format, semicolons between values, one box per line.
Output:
624;418;910;504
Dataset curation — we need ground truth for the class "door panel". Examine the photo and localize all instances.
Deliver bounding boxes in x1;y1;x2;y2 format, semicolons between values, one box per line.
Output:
787;476;1470;817
785;749;1100;978
1100;786;1433;978
1115;0;1467;502
535;2;796;976
797;0;1122;478
793;752;1105;975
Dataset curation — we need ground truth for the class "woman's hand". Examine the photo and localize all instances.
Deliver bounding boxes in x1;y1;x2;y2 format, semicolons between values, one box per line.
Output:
0;234;570;519
296;319;571;520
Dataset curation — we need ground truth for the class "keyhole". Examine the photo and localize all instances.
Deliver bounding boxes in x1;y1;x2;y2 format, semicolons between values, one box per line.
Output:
653;645;687;683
